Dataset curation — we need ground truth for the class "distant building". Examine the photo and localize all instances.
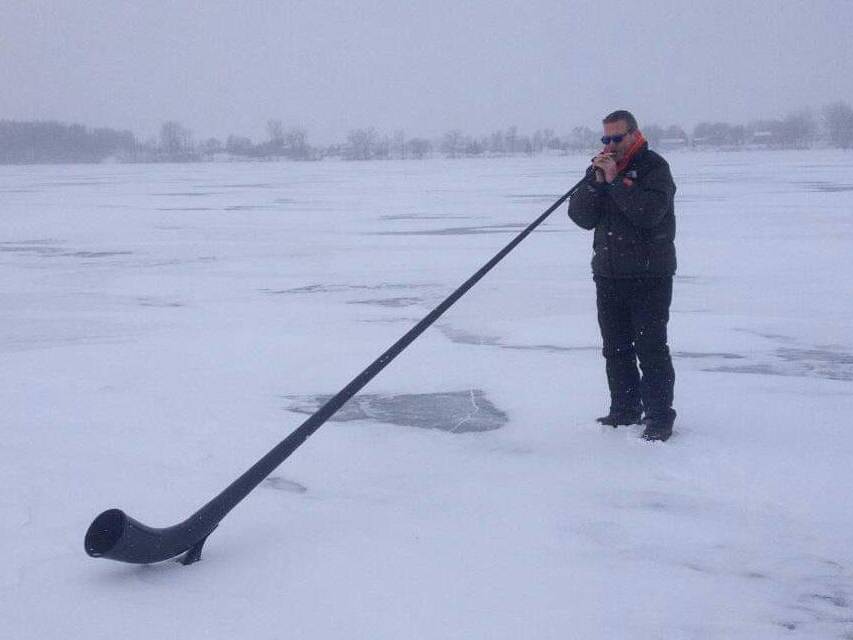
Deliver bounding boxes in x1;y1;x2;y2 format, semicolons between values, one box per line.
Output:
749;130;776;148
658;137;689;150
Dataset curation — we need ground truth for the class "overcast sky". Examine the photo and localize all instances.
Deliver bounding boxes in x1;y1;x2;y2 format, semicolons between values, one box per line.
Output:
2;0;851;143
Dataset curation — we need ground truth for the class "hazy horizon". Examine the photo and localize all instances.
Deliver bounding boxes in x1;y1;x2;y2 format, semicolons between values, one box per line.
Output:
3;1;851;143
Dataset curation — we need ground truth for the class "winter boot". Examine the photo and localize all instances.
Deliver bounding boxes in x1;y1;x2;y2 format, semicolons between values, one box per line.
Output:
641;417;673;442
596;409;643;428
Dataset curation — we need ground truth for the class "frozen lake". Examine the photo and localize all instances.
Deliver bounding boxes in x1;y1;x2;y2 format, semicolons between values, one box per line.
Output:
2;151;853;638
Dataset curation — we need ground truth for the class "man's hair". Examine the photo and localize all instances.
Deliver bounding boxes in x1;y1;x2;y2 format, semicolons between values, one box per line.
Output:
602;110;638;132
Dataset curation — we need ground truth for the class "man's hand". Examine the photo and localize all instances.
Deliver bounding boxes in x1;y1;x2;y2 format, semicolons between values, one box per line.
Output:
592;152;618;183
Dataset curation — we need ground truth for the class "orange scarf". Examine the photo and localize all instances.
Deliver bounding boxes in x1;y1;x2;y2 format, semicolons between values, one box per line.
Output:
615;130;646;173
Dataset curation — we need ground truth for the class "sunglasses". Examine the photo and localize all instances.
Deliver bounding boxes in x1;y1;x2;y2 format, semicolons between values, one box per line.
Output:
601;132;631;145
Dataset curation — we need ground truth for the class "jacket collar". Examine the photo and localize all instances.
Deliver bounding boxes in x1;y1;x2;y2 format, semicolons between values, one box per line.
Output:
616;135;647;173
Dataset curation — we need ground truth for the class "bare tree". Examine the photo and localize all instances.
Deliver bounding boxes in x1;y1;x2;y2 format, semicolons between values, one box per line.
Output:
407;137;432;159
505;126;518;153
283;128;309;159
346;128;380;160
532;129;555;153
375;134;391;159
262;120;285;158
440;130;465;158
226;134;253;156
199;137;223;156
267;120;284;146
566;126;597;152
489;130;505;154
776;110;817;149
464;137;485;156
643;124;664;148
159;121;193;158
824;102;853;149
391;130;406;159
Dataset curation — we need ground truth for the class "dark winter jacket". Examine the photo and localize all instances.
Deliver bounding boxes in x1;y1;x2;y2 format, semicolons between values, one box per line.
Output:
568;144;676;278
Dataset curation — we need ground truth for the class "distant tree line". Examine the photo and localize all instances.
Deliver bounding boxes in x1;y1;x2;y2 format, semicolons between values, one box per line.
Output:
2;102;852;165
0;120;138;164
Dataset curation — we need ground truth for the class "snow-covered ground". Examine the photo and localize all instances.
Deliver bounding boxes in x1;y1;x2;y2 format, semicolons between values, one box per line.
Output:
2;151;852;639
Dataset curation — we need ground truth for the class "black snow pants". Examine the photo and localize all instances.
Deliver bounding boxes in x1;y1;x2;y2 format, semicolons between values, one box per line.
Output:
594;276;676;424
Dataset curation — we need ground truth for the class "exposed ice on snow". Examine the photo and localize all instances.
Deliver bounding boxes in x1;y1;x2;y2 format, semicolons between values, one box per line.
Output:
263;476;308;494
263;283;433;295
284;390;508;432
673;351;745;359
370;222;565;236
347;297;424;308
439;325;853;381
797;181;853;193
379;213;474;220
0;242;132;259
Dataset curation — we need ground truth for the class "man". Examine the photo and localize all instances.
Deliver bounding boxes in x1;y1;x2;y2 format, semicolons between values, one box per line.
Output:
568;110;677;442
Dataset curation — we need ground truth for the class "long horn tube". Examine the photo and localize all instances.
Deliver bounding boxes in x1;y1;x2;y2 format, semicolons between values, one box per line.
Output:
85;176;587;565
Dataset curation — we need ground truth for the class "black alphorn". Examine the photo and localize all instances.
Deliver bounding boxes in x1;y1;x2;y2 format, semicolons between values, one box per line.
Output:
84;176;587;565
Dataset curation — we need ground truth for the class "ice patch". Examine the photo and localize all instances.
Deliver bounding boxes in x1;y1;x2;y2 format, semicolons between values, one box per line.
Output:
284;390;508;433
263;477;308;494
347;297;424;308
370;222;564;236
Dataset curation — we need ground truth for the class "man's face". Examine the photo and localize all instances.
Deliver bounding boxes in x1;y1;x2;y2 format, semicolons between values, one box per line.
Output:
602;120;635;162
